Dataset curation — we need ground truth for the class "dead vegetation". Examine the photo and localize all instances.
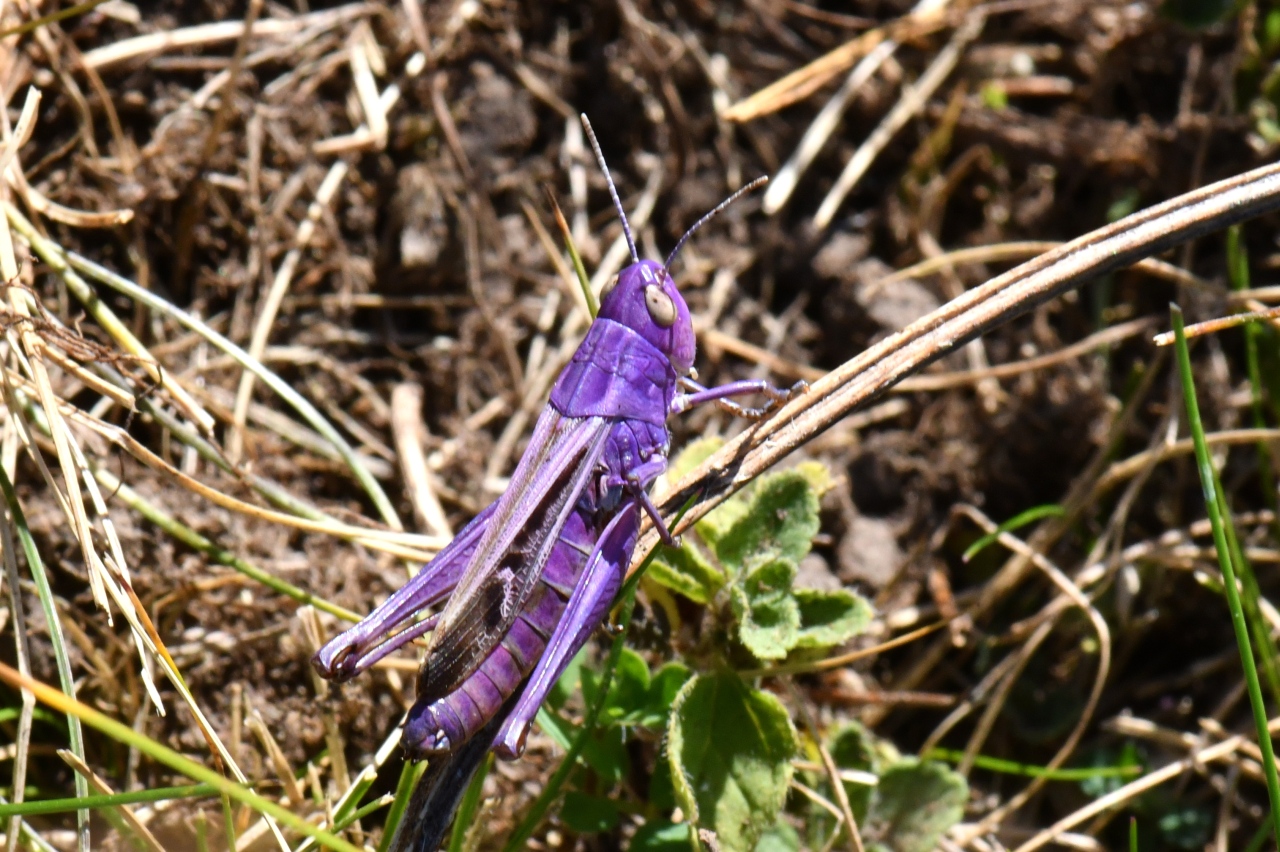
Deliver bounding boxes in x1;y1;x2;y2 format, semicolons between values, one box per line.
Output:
0;0;1279;850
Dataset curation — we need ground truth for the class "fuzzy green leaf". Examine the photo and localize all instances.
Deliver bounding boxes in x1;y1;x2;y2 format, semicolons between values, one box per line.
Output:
646;662;693;719
696;496;750;550
794;588;874;649
649;543;724;604
667;436;724;481
715;472;821;571
731;559;801;660
559;791;620;834
630;821;691;851
791;460;834;496
828;724;878;822
668;671;797;851
755;823;801;852
583;647;650;725
866;759;967;852
666;436;750;546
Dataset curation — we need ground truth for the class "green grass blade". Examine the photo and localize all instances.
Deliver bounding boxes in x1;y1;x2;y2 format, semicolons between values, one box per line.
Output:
447;753;493;852
0;784;216;817
923;748;1142;781
3;204;401;529
336;794;393;831
1171;303;1280;849
0;464;90;844
1226;225;1280;708
378;758;425;852
962;504;1066;562
0;661;362;852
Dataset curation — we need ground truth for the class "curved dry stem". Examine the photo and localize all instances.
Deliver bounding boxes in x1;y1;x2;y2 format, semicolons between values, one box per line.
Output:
638;160;1280;575
952;506;1112;841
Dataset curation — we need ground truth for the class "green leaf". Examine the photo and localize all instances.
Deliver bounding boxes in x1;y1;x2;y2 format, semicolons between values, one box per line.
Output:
642;662;693;725
559;791;620;834
668;436;724;481
668;671;797;851
828;724;878;822
715;472;821;571
791;461;833;496
583;647;650;724
666;436;751;546
547;646;588;711
731;559;801;660
649;543;725;604
631;821;692;851
741;558;796;602
794;588;873;649
648;754;678;812
696;496;750;550
866;759;967;852
755;823;801;852
733;593;801;661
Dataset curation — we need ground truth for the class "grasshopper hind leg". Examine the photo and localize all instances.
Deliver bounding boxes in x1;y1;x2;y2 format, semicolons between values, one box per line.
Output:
492;502;639;759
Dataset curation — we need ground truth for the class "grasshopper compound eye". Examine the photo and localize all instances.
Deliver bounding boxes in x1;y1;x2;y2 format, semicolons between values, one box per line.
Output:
643;284;677;328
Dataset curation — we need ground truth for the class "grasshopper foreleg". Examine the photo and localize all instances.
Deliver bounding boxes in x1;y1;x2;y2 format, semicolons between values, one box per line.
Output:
672;376;805;419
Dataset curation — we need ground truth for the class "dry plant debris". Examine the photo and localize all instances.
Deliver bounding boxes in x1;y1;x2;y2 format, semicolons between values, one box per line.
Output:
0;1;1278;851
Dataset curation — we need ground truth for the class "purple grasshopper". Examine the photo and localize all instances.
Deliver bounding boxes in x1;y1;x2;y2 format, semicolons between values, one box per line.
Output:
313;116;796;774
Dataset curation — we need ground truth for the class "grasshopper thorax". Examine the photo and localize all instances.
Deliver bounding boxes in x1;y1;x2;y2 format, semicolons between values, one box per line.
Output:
598;259;695;374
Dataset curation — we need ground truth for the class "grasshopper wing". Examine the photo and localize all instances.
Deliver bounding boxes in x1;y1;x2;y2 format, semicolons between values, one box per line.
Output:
417;405;611;702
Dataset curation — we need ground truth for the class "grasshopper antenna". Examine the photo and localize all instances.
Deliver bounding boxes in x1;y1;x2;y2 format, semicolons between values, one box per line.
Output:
580;114;639;265
666;176;769;271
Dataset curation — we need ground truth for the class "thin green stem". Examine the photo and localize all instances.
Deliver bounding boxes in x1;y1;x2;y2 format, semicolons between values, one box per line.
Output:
378;759;424;852
923;749;1141;781
335;794;392;832
0;784;216;817
0;661;362;852
94;466;359;622
0;464;90;843
4;204;401;529
1171;304;1280;849
448;753;494;852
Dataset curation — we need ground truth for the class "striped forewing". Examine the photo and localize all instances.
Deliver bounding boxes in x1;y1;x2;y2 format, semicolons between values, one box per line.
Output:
417;407;610;701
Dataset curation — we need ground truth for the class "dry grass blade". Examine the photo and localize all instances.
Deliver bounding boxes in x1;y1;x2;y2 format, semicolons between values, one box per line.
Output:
721;2;957;122
640;160;1280;572
230;160;350;463
1011;723;1278;852
814;10;984;229
390;383;452;540
762;0;949;215
81;5;373;69
952;507;1112;840
57;751;164;852
788;681;864;852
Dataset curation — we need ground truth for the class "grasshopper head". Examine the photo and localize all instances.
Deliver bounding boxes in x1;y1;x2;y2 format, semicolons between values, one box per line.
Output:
598;259;695;373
